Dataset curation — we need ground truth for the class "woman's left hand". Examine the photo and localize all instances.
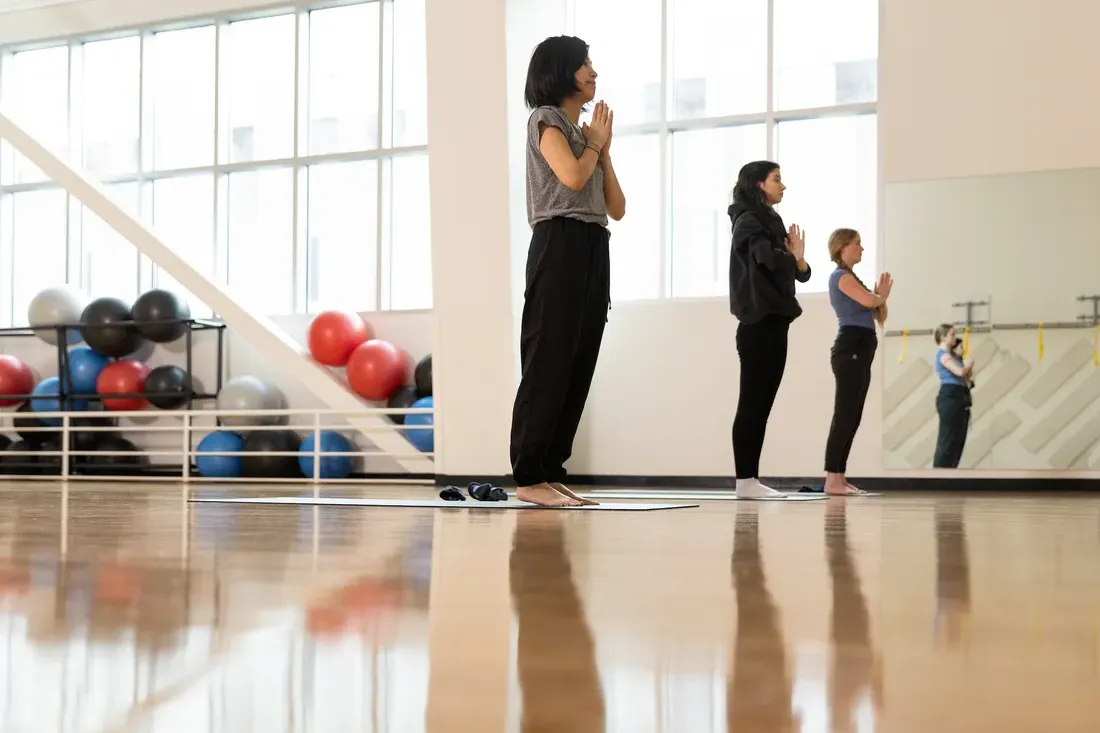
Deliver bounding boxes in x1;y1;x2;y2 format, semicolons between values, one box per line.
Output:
582;107;613;161
785;224;805;261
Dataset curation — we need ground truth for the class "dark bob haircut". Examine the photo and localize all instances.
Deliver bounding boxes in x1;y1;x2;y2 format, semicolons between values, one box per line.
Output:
732;160;780;210
524;35;589;109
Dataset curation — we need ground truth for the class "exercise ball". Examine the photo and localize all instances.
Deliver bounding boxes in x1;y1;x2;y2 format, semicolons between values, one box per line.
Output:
195;431;245;478
242;429;301;478
88;434;146;467
144;365;192;409
3;440;45;475
68;346;111;396
70;411;117;452
216;375;287;427
346;340;408;401
96;359;151;411
81;297;142;357
132;289;191;342
13;402;56;445
414;354;432;397
403;396;434;453
308;311;372;367
298;431;355;479
386;385;419;425
31;377;89;425
0;355;34;407
38;437;66;473
28;286;86;346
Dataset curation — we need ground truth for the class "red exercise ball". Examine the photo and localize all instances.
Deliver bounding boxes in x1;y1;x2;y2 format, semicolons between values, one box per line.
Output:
96;359;151;411
308;311;373;367
0;355;34;407
346;340;409;401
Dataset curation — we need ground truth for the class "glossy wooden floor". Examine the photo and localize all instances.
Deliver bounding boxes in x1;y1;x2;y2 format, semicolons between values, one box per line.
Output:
0;483;1097;732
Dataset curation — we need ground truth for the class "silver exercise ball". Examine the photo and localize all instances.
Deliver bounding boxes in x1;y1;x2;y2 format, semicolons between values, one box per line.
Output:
28;286;88;346
216;375;288;427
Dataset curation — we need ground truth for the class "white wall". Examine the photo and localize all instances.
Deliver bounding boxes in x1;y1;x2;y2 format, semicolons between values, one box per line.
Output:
880;0;1100;184
575;295;884;478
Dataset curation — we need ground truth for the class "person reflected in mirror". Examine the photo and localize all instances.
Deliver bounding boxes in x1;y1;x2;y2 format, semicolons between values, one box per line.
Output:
510;36;626;508
823;229;891;496
932;324;973;468
728;161;812;499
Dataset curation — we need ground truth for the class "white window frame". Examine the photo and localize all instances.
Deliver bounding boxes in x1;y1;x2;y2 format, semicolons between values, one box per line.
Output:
0;0;429;326
566;0;880;299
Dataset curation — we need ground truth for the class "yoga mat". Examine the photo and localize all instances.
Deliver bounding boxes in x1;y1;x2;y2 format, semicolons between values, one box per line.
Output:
579;492;830;502
189;496;698;511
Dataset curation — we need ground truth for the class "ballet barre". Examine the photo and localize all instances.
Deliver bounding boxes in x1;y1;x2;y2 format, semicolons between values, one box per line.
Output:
885;320;1096;337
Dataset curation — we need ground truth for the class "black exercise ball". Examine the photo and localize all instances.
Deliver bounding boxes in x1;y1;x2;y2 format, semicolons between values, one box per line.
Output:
132;289;191;343
3;440;45;475
81;297;143;358
38;437;66;474
13;402;57;446
414;354;432;397
88;434;146;467
386;385;419;425
70;411;118;452
242;429;301;478
144;365;192;409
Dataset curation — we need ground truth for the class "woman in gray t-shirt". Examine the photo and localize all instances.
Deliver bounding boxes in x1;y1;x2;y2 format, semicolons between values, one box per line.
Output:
509;35;626;508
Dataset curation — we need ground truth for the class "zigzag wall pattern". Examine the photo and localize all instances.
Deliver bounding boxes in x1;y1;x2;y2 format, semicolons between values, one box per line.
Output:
882;331;1100;470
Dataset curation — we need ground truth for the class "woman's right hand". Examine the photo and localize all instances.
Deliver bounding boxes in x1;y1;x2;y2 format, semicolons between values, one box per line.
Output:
584;101;612;150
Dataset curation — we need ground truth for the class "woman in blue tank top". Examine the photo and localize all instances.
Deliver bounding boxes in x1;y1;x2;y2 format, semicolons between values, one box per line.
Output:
932;324;973;468
822;229;892;495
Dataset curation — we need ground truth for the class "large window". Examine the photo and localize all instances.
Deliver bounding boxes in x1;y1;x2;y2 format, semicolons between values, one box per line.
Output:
571;0;878;298
0;0;429;326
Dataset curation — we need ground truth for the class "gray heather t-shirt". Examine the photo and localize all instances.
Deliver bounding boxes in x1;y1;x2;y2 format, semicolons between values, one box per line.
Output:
526;106;607;228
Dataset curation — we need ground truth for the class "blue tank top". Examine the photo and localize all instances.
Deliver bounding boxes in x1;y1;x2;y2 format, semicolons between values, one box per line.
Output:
935;348;967;386
828;268;876;330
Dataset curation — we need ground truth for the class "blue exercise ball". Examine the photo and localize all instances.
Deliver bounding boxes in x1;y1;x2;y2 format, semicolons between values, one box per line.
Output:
68;346;111;396
30;377;90;425
404;396;434;453
196;431;245;478
299;431;355;479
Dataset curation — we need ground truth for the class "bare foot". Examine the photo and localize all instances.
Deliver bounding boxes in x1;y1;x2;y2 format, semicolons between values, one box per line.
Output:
516;483;577;508
825;478;868;496
824;474;853;496
550;482;598;506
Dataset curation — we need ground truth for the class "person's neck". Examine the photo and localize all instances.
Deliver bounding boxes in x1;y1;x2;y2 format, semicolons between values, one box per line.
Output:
560;98;584;126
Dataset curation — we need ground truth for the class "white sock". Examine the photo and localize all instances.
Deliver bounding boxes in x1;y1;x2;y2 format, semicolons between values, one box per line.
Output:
736;478;784;499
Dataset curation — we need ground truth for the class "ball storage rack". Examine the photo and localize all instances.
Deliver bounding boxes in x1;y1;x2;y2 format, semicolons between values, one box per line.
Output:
0;318;227;476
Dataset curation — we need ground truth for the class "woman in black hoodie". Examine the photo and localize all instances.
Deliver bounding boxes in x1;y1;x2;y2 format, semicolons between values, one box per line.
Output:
728;160;811;498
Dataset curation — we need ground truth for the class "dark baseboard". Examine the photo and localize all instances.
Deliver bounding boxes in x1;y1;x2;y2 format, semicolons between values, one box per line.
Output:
434;474;1100;492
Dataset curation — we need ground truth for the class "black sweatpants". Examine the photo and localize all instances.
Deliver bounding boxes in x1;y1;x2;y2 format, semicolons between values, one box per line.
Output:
510;217;610;487
824;326;877;474
732;314;791;479
934;385;971;468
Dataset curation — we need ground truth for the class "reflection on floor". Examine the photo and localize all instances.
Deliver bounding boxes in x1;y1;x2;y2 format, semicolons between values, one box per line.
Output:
0;483;1097;732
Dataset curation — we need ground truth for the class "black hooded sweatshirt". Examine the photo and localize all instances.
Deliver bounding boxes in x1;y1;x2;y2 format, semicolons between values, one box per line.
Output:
728;202;812;324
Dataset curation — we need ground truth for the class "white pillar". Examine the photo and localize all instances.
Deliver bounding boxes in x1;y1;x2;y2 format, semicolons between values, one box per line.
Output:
504;1;571;366
424;0;518;479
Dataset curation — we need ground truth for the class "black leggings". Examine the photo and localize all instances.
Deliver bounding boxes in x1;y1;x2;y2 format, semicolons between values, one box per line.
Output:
510;217;610;487
732;314;790;479
934;385;971;468
824;326;877;474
